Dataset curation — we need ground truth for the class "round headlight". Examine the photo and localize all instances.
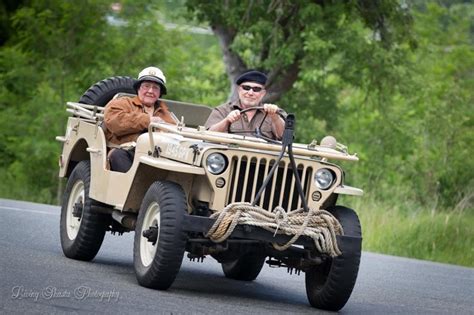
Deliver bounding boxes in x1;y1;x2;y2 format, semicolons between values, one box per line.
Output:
206;153;227;175
314;168;334;190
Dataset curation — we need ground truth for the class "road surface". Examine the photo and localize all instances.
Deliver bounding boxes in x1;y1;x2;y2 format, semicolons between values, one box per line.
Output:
0;199;473;314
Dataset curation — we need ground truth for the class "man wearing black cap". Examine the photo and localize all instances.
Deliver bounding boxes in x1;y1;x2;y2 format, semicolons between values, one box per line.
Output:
104;66;177;172
205;70;285;140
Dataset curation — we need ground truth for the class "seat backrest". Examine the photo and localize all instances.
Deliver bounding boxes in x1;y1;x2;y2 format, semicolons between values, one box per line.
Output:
112;94;212;128
163;99;212;128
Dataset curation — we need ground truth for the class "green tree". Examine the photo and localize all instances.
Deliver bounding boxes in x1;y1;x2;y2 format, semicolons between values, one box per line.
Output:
405;3;473;210
338;2;473;210
0;0;226;203
186;0;415;103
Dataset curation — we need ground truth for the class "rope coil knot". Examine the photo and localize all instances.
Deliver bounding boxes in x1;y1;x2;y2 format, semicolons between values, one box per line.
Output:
273;206;289;235
205;202;343;257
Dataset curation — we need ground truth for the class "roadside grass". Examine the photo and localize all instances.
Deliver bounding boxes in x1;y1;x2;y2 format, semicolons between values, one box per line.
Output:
344;196;474;267
0;169;57;205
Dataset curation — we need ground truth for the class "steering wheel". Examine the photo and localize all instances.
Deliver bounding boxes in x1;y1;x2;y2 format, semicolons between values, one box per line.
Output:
228;106;285;144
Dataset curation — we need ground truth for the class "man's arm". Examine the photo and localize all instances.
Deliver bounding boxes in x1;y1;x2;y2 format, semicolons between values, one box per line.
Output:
104;99;150;136
263;103;285;140
205;107;241;132
271;115;285;140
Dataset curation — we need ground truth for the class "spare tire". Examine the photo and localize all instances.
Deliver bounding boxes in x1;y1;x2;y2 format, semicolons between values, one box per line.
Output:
79;76;136;106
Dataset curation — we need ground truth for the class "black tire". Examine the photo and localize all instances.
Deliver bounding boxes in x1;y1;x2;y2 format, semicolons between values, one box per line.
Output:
60;161;108;261
305;206;362;311
133;181;187;290
222;252;266;281
79;76;135;106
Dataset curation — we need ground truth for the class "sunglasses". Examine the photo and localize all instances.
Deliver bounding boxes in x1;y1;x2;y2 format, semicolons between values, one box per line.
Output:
240;85;264;93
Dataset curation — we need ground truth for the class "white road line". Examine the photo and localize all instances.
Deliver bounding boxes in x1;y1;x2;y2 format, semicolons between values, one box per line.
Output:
0;206;59;216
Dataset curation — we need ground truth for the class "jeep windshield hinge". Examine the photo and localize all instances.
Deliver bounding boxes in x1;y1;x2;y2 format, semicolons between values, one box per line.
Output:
252;114;309;212
190;144;201;164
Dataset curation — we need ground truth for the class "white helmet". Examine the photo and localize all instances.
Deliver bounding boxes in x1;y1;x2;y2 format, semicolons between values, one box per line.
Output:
133;66;167;95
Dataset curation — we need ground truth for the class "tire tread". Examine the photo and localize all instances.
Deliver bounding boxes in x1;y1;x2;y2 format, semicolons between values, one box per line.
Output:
305;205;362;311
60;161;108;261
133;181;187;290
79;76;135;106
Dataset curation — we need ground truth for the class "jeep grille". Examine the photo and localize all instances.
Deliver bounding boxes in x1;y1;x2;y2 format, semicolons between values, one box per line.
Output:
227;155;313;212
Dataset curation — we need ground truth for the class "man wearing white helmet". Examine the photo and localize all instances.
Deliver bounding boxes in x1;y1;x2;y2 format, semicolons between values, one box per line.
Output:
104;66;176;172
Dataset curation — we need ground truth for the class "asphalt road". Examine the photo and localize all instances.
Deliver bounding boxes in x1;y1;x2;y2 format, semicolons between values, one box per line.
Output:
1;198;473;314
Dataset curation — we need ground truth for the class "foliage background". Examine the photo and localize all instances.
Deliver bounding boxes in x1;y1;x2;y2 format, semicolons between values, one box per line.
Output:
0;0;472;266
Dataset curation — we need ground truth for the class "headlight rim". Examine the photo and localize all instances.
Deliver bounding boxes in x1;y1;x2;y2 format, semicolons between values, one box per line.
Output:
314;168;335;190
206;153;228;175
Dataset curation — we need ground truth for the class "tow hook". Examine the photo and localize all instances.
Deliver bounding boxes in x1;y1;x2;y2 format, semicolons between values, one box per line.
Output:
72;201;83;218
187;253;205;262
266;258;283;268
142;226;158;245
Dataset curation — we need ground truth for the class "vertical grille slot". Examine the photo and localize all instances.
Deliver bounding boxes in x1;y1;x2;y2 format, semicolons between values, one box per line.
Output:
229;156;242;203
227;155;313;212
256;158;269;208
294;165;312;210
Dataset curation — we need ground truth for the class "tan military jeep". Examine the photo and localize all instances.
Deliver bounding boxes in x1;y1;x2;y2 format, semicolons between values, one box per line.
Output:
57;76;363;311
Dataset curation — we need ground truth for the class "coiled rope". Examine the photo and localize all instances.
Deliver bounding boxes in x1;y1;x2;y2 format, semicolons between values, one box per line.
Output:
205;202;343;257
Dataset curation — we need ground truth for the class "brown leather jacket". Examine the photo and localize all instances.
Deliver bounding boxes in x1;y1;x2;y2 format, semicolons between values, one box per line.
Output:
104;96;175;145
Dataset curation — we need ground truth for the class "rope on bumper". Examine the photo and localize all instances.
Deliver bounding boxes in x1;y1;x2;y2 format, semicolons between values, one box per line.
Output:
205;202;343;257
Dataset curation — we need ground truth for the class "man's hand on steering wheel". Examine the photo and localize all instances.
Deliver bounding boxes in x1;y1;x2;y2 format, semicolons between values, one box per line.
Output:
226;104;281;124
263;103;280;117
225;109;241;124
225;106;286;142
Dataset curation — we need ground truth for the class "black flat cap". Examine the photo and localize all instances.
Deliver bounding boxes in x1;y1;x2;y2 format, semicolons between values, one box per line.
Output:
235;70;267;85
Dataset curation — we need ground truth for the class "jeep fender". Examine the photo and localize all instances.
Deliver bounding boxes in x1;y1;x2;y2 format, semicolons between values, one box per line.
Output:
334;185;364;196
121;157;206;213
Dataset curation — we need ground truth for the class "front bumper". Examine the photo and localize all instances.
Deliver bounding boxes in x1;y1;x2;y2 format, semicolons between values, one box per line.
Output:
182;214;362;252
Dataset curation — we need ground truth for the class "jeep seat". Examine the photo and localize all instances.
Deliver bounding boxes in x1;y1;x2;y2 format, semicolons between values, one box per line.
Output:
112;93;212;128
164;99;212;128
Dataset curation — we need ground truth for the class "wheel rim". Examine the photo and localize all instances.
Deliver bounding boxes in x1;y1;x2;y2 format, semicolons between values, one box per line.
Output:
140;201;160;267
66;181;85;240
